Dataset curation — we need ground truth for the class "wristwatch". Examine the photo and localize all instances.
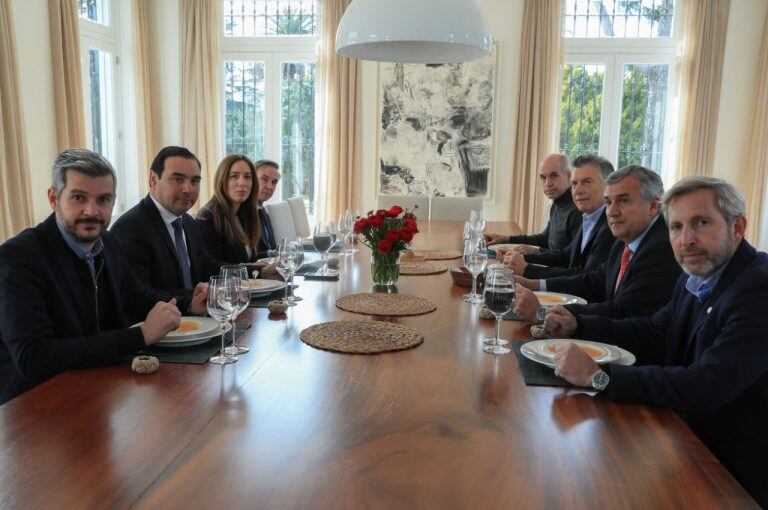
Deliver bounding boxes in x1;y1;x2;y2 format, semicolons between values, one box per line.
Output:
535;306;547;325
591;369;610;391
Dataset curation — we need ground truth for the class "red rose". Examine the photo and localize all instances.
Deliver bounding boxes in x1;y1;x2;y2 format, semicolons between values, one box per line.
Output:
376;209;388;217
354;218;369;234
387;205;403;217
378;240;392;253
384;229;400;242
400;230;414;243
370;214;384;228
403;219;418;234
403;212;416;221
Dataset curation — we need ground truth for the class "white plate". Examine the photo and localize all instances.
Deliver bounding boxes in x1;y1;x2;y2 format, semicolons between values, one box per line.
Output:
156;322;232;347
534;291;587;307
488;243;520;252
164;317;219;338
526;339;620;364
246;279;286;295
520;341;635;369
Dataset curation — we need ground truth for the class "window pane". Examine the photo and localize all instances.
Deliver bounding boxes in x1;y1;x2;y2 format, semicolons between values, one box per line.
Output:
86;48;112;156
562;0;675;38
618;64;669;172
559;64;605;162
224;60;266;161
281;62;315;213
224;0;317;37
78;0;109;25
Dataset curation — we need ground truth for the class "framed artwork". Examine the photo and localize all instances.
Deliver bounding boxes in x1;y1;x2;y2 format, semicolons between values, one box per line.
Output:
377;42;499;201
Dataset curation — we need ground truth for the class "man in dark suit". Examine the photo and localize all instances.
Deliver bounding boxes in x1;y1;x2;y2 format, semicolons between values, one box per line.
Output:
549;176;768;506
0;149;207;404
111;146;223;295
254;159;280;257
514;165;681;322
501;154;616;279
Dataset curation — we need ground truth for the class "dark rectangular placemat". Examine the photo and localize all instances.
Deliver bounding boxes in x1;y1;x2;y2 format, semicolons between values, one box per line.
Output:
513;340;575;388
250;288;292;307
295;260;324;276
136;323;252;364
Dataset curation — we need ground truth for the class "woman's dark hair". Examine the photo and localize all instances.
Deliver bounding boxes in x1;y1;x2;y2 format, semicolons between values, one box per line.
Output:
207;154;261;251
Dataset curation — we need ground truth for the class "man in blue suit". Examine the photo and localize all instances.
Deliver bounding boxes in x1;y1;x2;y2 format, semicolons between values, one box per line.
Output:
548;176;768;506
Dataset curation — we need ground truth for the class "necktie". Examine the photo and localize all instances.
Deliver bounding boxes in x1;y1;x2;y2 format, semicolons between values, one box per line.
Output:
171;218;193;289
259;208;272;247
615;246;633;290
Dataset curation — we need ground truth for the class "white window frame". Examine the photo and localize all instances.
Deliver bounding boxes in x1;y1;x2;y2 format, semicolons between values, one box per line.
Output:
562;13;680;186
221;29;318;203
79;2;125;212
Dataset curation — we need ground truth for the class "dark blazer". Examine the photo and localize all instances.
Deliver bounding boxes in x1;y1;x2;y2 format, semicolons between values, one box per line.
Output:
257;206;277;258
510;189;581;252
0;215;163;404
523;210;614;279
577;240;768;507
196;199;259;264
110;195;223;295
547;216;681;318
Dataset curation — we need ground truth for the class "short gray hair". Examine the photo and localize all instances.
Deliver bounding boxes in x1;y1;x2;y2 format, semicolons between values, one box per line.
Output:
662;175;746;225
52;148;117;196
605;164;664;202
573;154;614;181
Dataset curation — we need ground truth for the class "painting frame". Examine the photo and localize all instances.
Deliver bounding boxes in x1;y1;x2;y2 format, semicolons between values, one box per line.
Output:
375;41;501;204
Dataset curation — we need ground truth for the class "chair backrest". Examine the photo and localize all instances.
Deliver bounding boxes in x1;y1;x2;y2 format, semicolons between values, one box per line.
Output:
429;196;484;222
376;194;430;220
287;197;311;238
264;201;297;242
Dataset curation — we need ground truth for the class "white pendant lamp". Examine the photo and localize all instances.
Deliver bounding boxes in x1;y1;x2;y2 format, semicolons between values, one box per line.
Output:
335;0;492;64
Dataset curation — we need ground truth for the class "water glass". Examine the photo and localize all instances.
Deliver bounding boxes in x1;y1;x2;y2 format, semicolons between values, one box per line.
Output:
337;213;352;256
281;237;304;303
276;241;298;306
208;276;238;365
463;238;487;304
483;266;514;355
220;265;250;356
344;209;358;253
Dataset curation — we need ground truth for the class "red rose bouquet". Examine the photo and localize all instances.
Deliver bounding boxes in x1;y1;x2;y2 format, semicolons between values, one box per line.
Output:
354;205;419;285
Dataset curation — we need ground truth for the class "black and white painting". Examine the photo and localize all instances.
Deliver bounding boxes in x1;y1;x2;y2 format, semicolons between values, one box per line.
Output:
378;46;497;199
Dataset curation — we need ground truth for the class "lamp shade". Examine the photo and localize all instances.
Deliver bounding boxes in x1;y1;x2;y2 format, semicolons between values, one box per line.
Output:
335;0;492;64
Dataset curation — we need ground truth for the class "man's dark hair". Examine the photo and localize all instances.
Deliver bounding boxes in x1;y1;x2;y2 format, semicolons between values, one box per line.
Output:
253;159;280;171
149;146;201;178
572;154;614;180
52;148;117;196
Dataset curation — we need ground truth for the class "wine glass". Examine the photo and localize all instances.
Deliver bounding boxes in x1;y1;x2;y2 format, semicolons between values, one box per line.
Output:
281;237;304;302
208;276;238;365
463;238;487;304
313;221;335;275
344;209;358;253
337;213;352;257
483;266;514;355
472;209;486;238
275;241;298;306
220;265;250;356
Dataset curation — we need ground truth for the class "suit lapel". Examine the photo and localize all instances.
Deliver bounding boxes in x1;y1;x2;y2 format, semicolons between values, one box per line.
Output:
666;289;696;364
143;196;184;284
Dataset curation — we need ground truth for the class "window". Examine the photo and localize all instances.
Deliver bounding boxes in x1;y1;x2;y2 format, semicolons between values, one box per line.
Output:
78;0;124;209
559;0;677;180
222;0;319;214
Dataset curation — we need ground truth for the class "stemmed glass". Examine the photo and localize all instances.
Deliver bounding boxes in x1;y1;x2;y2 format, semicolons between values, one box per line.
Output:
463;238;487;304
470;209;485;238
344;209;358;253
208;276;238;365
275;241;298;306
220;265;250;356
483;266;515;354
313;221;335;275
337;213;352;256
281;237;304;302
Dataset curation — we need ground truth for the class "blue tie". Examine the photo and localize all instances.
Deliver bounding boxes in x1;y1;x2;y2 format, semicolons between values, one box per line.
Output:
259;207;271;246
172;218;193;289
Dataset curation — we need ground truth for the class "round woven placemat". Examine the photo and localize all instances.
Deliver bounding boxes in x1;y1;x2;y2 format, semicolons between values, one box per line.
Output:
412;249;462;260
399;261;448;275
336;293;437;316
300;320;424;354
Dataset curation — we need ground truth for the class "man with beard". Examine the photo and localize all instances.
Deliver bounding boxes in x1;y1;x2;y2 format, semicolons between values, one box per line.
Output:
111;146;224;295
0;149;208;403
548;176;768;506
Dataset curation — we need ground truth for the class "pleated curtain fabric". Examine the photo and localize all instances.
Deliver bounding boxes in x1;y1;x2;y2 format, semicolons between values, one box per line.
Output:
132;0;161;197
179;0;222;207
675;0;730;177
48;0;86;150
746;12;768;248
0;0;34;241
316;0;360;221
509;0;563;234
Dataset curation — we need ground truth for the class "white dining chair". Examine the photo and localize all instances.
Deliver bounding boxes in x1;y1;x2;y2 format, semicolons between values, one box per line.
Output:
264;201;297;242
287;197;311;238
376;194;429;219
429;196;484;222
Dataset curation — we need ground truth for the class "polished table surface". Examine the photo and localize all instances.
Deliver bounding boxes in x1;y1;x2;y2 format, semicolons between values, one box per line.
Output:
0;221;756;509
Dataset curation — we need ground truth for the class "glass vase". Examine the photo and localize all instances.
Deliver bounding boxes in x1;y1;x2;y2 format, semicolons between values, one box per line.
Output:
371;251;400;286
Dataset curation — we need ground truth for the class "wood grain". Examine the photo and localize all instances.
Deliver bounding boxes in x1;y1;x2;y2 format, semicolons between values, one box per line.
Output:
0;221;756;509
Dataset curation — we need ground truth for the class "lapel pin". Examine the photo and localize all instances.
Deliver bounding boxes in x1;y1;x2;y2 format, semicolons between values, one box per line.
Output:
707;307;712;314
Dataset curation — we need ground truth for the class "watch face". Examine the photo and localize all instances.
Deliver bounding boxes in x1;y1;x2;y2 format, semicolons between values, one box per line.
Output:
592;370;609;390
536;307;547;323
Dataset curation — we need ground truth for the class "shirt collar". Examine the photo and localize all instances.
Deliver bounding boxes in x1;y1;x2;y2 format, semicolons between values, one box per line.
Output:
625;214;661;253
56;217;104;261
150;195;183;226
582;204;606;224
553;188;572;205
685;256;731;302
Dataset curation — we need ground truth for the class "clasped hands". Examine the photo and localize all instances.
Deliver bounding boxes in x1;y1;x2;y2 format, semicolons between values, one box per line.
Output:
140;282;209;345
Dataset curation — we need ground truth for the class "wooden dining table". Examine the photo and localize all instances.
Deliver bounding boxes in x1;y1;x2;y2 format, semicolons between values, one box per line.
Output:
0;220;757;509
